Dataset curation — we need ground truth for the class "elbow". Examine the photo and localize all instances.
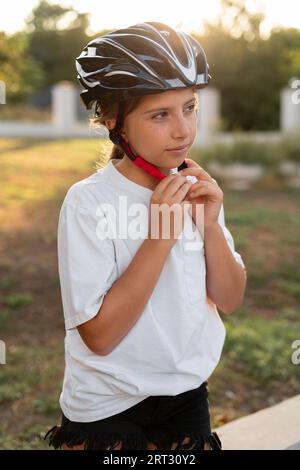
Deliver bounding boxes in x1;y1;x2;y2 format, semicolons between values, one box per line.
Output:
77;323;110;356
207;289;245;315
223;269;247;315
209;267;247;315
208;294;245;315
87;334;114;356
90;343;110;356
220;292;246;315
81;337;109;356
96;342;113;356
220;300;242;315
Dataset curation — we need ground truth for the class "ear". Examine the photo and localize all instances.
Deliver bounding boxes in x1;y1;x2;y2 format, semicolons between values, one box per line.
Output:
105;119;116;130
105;119;129;143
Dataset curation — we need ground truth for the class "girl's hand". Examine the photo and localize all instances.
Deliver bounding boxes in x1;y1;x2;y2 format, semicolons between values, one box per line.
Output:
149;173;193;245
178;158;223;229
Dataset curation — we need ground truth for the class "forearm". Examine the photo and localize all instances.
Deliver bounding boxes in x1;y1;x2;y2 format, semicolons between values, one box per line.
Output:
78;238;173;355
204;223;246;314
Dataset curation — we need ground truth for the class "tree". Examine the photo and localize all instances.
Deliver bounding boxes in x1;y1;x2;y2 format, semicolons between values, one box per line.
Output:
26;0;90;86
218;0;265;41
0;31;44;103
195;2;300;130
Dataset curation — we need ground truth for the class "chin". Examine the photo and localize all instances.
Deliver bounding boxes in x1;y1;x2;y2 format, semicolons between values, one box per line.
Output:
158;159;185;172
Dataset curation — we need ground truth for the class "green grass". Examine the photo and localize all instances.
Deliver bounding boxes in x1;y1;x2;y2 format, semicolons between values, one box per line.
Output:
0;138;109;215
0;137;299;447
0;274;17;290
0;309;10;330
223;314;299;384
3;293;33;309
0;343;65;449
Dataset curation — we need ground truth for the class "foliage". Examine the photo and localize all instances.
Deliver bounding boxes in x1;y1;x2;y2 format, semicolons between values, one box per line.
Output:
25;0;90;86
279;133;300;162
192;136;282;167
1;0;300;127
0;32;44;102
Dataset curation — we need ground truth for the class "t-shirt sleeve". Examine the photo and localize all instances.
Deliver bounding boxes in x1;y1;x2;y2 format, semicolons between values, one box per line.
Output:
57;202;118;330
218;204;246;271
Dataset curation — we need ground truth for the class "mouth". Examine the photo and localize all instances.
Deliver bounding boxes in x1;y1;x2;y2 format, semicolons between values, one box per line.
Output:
166;144;189;151
166;144;189;155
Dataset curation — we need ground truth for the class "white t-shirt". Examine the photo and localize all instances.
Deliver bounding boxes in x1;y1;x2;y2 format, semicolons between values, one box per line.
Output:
58;159;246;422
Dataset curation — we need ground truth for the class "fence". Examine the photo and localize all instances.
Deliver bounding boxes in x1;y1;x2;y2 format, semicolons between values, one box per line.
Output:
0;81;299;145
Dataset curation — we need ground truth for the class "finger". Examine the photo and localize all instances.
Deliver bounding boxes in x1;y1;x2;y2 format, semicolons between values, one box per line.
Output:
155;173;178;193
172;181;193;204
186;193;205;203
189;184;215;198
183;158;199;169
179;166;212;181
164;175;190;199
181;167;211;179
187;179;213;194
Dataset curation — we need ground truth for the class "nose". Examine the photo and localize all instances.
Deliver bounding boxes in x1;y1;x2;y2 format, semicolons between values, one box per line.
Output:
170;112;191;140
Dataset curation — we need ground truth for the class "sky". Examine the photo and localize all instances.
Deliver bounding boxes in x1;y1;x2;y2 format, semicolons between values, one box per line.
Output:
0;0;299;36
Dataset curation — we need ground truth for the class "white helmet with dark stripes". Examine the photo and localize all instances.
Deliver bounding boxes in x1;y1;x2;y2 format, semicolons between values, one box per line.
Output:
76;21;210;110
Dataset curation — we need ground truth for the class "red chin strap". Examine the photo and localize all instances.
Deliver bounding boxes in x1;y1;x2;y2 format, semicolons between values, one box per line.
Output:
134;156;170;181
120;139;169;181
109;101;187;182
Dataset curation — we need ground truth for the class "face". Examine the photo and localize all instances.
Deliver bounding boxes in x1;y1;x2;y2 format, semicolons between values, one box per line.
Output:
108;88;198;172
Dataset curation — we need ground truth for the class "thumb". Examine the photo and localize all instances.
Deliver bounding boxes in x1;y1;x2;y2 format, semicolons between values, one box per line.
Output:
184;158;199;168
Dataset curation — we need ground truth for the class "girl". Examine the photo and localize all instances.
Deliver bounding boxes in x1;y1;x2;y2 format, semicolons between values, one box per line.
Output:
45;21;247;451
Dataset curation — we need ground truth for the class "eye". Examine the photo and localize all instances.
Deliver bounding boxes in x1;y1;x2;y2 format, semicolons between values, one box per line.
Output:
152;111;168;120
151;103;197;120
185;104;196;113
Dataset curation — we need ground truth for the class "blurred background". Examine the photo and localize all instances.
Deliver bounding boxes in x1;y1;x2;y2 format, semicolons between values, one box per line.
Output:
0;0;299;449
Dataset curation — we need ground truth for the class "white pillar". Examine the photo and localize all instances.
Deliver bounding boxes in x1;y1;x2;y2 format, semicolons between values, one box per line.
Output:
0;80;6;104
195;87;221;146
280;86;300;132
52;81;77;134
0;340;6;365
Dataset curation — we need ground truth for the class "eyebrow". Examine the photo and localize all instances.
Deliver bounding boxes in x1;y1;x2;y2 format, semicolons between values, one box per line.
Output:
143;98;196;115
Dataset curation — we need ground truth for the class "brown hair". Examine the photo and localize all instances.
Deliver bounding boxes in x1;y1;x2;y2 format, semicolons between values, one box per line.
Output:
92;96;144;169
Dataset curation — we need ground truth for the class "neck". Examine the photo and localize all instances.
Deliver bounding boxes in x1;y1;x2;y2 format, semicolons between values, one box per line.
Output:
114;156;171;191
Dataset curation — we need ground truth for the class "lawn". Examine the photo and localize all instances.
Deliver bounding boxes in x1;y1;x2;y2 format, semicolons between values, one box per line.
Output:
0;138;299;449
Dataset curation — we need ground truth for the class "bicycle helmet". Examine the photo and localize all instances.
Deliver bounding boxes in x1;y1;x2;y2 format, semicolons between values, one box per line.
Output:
76;21;210;180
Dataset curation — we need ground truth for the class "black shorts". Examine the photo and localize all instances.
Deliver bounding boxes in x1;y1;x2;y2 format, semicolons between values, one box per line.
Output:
44;381;221;450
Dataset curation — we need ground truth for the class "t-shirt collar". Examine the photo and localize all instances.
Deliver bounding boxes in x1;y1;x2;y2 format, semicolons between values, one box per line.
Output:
101;159;155;199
